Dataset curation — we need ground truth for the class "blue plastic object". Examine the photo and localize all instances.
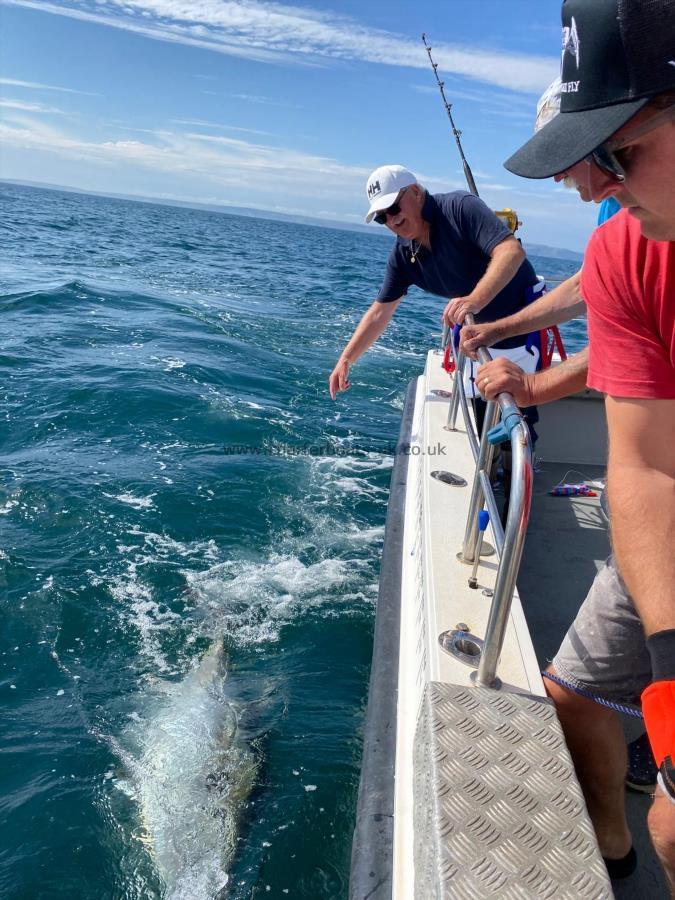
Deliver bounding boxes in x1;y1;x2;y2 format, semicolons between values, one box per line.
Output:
478;510;490;531
487;411;522;445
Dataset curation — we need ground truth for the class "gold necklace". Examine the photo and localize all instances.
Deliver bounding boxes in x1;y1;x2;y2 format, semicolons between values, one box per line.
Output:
410;225;430;263
410;240;422;264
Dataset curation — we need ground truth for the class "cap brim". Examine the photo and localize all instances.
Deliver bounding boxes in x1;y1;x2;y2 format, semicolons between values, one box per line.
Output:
504;98;648;179
365;189;401;223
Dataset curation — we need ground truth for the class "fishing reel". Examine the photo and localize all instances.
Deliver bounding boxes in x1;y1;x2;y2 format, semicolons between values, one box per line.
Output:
493;208;522;234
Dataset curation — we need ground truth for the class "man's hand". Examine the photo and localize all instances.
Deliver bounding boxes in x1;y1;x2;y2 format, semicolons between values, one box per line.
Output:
475;358;535;407
460;322;505;359
329;357;351;400
443;296;484;326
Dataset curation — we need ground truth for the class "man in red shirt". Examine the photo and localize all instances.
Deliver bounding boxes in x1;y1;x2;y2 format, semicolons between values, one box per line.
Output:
503;0;675;887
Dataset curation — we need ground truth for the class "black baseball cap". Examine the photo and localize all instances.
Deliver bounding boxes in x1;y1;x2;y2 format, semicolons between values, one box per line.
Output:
505;0;675;179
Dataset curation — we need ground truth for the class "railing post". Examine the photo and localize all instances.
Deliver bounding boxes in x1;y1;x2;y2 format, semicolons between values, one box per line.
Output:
441;323;450;351
445;349;463;432
475;420;532;687
459;400;499;562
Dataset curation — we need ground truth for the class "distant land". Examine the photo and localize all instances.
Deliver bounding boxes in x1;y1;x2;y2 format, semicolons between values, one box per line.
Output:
2;179;583;261
522;243;583;263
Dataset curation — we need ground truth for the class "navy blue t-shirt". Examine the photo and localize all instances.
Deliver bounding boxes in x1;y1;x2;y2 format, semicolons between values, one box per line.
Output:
377;191;538;347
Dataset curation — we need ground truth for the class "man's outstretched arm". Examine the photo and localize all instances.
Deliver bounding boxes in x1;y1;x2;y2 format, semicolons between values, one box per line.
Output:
328;297;402;399
460;270;584;356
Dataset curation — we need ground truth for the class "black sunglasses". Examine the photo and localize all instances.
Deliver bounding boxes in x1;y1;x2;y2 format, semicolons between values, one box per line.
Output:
584;102;675;183
374;188;408;225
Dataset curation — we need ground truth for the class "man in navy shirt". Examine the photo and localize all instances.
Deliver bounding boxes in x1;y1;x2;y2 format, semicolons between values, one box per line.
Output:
328;164;540;400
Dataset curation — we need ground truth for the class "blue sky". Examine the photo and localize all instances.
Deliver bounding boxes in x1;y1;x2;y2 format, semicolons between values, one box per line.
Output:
0;0;598;250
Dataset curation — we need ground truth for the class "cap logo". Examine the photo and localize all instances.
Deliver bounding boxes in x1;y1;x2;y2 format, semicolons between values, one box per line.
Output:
367;180;381;199
561;16;580;70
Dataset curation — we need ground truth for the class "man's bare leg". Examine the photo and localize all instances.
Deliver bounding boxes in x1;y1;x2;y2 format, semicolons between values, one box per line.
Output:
649;791;675;898
545;665;632;859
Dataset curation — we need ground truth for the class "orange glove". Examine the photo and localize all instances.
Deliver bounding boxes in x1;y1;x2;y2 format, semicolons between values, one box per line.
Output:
642;630;675;801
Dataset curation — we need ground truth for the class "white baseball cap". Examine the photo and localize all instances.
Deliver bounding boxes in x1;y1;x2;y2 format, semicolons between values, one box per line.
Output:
365;165;418;223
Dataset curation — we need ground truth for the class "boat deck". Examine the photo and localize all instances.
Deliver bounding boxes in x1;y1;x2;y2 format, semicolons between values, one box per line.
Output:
520;459;669;899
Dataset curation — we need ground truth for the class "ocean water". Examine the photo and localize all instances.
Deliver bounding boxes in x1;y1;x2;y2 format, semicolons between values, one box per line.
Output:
0;182;583;899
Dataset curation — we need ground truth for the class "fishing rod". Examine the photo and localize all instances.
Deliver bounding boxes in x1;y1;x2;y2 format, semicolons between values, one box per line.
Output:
421;33;480;198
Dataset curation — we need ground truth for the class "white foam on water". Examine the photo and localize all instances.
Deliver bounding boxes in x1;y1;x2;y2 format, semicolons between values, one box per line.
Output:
184;553;367;648
0;499;19;515
92;532;231;674
325;455;394;473
142;532;219;562
344;525;385;544
150;355;186;371
107;562;179;672
330;476;389;498
105;492;155;510
369;343;422;360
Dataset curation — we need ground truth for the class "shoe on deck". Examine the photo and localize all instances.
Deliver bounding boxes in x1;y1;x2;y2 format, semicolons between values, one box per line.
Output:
626;731;658;795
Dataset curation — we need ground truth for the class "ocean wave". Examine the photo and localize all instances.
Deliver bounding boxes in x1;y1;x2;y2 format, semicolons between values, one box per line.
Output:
0;277;187;316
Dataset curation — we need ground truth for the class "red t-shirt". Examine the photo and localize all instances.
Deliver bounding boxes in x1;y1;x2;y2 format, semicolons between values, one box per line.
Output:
582;209;675;399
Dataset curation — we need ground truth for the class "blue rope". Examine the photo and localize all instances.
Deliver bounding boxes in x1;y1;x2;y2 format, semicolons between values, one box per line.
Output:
541;670;644;719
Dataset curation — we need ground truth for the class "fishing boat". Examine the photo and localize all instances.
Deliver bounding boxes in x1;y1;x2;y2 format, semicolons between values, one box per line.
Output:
349;329;669;898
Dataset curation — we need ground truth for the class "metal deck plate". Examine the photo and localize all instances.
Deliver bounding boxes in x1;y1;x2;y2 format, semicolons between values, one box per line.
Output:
413;683;613;899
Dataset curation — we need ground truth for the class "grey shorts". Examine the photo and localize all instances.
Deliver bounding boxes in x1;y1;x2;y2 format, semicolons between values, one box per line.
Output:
552;554;652;702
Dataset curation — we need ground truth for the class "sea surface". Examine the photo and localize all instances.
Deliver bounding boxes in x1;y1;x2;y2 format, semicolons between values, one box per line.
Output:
0;182;584;899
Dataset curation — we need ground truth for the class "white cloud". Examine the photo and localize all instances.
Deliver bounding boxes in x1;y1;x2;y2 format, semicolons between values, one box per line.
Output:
0;99;65;113
4;0;558;93
170;119;275;136
0;76;98;95
410;82;538;125
201;90;295;107
0;114;559;204
0;115;371;195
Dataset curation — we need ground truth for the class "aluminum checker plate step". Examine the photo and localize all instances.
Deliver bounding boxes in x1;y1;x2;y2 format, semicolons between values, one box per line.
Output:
413;683;613;899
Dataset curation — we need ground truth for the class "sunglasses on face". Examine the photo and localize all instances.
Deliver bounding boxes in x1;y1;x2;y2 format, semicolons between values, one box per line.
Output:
374;188;409;225
584;102;675;183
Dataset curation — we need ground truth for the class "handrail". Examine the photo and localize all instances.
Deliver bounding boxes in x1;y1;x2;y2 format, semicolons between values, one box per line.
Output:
442;325;461;432
443;326;479;455
460;398;499;559
449;314;534;688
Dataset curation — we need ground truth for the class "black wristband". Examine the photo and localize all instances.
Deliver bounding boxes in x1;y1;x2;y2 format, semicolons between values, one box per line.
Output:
646;629;675;682
660;758;675;802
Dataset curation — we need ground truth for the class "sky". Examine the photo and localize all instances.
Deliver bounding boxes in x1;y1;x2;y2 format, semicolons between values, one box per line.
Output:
0;0;599;251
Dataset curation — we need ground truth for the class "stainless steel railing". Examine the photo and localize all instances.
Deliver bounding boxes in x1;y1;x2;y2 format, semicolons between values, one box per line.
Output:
442;316;534;688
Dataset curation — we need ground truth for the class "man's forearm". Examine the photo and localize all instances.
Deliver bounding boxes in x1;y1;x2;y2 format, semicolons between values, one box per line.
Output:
469;240;525;308
339;299;399;364
491;271;584;341
526;345;589;404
